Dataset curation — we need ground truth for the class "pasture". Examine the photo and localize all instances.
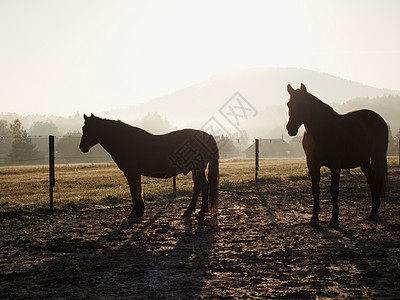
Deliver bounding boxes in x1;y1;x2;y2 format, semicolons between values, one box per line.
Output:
1;158;400;298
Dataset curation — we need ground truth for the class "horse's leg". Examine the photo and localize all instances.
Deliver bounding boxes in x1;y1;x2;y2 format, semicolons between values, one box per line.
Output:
183;171;201;217
329;167;340;228
126;173;144;219
198;170;209;216
361;162;379;220
308;161;321;226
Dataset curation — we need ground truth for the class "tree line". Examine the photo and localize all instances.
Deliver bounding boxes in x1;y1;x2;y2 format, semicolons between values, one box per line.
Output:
1;113;398;165
0;116;252;165
0;119;111;165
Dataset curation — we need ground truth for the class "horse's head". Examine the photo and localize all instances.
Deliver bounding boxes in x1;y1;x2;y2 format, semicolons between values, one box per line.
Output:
79;114;100;153
286;83;310;136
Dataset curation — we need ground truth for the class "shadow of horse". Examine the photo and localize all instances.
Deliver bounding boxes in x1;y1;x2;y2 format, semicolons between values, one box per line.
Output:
314;224;400;298
0;205;217;299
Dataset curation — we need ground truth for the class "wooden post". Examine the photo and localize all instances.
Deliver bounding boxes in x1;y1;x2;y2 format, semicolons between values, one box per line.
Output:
173;176;176;198
255;139;259;185
49;135;55;210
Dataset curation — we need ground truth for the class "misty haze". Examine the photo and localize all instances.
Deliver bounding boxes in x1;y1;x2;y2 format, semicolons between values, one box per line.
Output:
1;1;400;299
1;67;400;164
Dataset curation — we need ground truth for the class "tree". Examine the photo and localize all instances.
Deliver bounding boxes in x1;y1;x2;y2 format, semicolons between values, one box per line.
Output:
9;119;43;164
56;132;111;164
28;121;60;154
56;132;82;163
132;112;172;134
387;124;397;156
0;120;12;158
394;128;400;157
215;135;239;158
28;121;59;137
0;120;9;136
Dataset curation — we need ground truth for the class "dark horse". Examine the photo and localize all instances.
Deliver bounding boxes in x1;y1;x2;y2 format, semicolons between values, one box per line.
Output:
286;84;388;227
79;114;219;219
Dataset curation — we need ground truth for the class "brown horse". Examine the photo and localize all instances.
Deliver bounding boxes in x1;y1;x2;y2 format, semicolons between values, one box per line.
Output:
79;114;219;219
286;84;388;227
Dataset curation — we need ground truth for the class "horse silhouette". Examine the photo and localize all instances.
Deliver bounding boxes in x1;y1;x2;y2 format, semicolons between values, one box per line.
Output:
286;84;388;227
79;114;219;219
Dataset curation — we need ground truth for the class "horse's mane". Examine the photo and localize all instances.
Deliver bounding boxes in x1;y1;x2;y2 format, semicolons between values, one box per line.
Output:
308;93;338;116
95;117;151;136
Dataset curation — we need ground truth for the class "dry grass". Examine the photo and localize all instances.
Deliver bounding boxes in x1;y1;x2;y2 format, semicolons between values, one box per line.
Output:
0;157;398;218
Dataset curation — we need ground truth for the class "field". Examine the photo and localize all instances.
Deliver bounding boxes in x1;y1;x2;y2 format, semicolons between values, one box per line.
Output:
1;158;400;298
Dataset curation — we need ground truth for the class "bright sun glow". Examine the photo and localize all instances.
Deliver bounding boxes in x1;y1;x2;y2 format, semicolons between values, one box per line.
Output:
0;0;399;115
131;1;307;87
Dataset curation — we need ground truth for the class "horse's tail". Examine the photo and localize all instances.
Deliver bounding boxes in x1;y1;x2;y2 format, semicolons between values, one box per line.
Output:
372;121;388;204
208;156;219;215
381;157;388;203
372;149;388;204
208;151;219;216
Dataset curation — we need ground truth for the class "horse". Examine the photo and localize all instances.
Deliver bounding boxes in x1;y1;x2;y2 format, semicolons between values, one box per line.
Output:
286;84;388;227
79;114;219;219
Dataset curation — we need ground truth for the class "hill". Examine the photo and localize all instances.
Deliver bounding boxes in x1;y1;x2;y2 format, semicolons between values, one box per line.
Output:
2;68;399;141
104;67;400;138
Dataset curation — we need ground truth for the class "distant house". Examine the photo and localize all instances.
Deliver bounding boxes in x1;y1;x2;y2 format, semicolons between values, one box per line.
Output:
244;137;292;158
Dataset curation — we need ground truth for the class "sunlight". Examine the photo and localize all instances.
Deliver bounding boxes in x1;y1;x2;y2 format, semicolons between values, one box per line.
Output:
118;0;308;94
2;0;399;115
153;1;306;81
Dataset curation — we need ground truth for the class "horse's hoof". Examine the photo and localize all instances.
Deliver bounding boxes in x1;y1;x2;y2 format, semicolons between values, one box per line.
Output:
368;212;379;220
309;219;320;227
196;211;207;219
328;219;339;228
128;216;142;223
183;211;193;218
128;211;143;223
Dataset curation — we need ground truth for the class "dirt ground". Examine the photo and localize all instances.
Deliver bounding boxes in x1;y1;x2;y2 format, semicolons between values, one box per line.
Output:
1;169;400;299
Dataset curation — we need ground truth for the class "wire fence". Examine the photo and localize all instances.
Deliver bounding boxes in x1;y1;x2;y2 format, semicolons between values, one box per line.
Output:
0;135;183;212
0;135;112;166
0;132;309;167
0;135;254;213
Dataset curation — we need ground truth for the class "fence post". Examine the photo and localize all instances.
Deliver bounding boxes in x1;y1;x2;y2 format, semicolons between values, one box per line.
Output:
49;135;55;210
255;139;259;185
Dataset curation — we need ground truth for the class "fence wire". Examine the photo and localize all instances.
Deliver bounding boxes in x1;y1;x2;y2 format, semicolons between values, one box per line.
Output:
0;135;179;213
0;135;112;166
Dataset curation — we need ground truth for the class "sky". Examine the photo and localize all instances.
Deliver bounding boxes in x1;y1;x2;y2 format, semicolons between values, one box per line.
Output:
1;0;400;116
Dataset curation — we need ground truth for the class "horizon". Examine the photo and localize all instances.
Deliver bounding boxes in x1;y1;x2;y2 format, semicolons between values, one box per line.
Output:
1;0;400;116
1;66;398;120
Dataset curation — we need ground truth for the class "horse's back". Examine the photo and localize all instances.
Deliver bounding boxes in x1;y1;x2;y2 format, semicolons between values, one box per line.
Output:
303;109;387;169
339;109;387;167
341;109;388;147
342;109;386;129
135;128;218;177
158;129;218;154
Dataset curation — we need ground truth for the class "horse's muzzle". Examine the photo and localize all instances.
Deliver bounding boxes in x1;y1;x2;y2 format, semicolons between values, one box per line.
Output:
79;142;90;153
286;123;299;136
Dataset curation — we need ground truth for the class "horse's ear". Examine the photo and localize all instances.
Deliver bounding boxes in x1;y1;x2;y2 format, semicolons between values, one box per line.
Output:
300;83;307;93
91;113;95;117
287;84;295;95
84;114;88;120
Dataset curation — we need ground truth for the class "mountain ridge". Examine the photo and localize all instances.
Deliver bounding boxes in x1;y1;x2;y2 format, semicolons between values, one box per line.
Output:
2;68;399;138
104;67;400;129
